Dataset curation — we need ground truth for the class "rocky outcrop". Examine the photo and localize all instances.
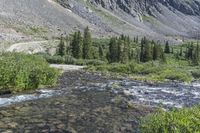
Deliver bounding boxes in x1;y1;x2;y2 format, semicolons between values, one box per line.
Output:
161;0;200;15
91;0;200;16
88;0;200;39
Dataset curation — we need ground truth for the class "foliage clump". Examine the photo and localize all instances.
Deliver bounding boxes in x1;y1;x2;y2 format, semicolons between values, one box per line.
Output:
0;53;59;92
140;106;200;133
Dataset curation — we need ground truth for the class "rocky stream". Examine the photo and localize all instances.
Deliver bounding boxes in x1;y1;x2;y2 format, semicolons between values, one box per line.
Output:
1;70;200;133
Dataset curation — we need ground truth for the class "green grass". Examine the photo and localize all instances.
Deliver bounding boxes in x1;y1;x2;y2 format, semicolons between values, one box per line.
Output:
5;23;49;39
140;106;200;133
142;15;160;26
0;53;59;92
40;54;107;66
86;61;193;83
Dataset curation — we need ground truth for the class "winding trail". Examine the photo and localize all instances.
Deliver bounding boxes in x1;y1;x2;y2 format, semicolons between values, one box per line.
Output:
6;40;48;54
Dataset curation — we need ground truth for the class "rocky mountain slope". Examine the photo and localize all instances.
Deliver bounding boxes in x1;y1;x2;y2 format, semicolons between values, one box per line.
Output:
0;0;200;43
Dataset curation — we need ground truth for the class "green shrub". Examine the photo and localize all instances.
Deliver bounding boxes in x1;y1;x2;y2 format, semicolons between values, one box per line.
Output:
43;55;65;64
64;55;76;64
139;66;160;75
0;53;59;92
191;70;200;79
94;65;110;72
85;59;106;66
75;59;87;65
41;54;106;66
160;69;192;82
108;63;130;73
140;106;200;133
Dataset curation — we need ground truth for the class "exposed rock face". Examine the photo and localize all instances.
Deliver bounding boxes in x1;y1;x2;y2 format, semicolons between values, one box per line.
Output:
0;0;200;43
92;0;200;16
162;0;200;15
89;0;200;39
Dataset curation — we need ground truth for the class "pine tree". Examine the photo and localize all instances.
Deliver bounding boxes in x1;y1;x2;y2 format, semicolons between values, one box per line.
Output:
129;49;135;61
118;38;123;62
83;27;92;59
121;37;129;63
108;37;119;63
135;36;139;44
140;37;146;62
192;44;199;65
160;48;166;63
91;47;99;59
197;43;199;59
171;47;174;54
143;41;152;62
58;35;65;56
65;36;71;55
164;41;170;54
76;31;83;58
179;46;183;56
133;36;139;43
71;32;78;58
185;45;189;60
140;37;153;62
98;45;104;60
136;48;140;63
153;43;159;60
188;43;194;60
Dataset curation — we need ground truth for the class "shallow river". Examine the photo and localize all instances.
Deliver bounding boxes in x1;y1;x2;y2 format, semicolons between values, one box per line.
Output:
0;71;200;132
1;72;200;109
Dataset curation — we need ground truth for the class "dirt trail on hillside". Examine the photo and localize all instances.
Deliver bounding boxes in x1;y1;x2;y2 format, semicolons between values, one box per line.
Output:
6;41;48;54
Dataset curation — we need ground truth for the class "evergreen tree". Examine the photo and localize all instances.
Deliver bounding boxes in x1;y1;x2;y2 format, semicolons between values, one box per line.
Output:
136;48;140;63
118;38;123;62
76;31;83;58
71;32;78;58
187;43;194;60
108;37;119;63
120;36;130;63
140;37;153;62
164;41;170;53
140;37;146;62
91;47;99;59
160;48;166;63
58;35;65;56
185;45;189;59
153;43;159;60
98;45;104;60
143;41;152;62
171;47;174;54
135;36;139;44
83;27;92;59
129;48;135;61
192;44;199;65
179;46;183;56
65;36;71;55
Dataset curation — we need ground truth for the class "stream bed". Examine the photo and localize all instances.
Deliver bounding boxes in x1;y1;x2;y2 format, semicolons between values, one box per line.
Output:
0;71;200;132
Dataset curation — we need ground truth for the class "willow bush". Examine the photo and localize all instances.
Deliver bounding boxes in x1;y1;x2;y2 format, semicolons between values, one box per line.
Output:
0;53;59;92
140;106;200;133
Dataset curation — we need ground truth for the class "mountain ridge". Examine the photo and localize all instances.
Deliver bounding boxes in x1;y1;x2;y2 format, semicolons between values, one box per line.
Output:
0;0;199;43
